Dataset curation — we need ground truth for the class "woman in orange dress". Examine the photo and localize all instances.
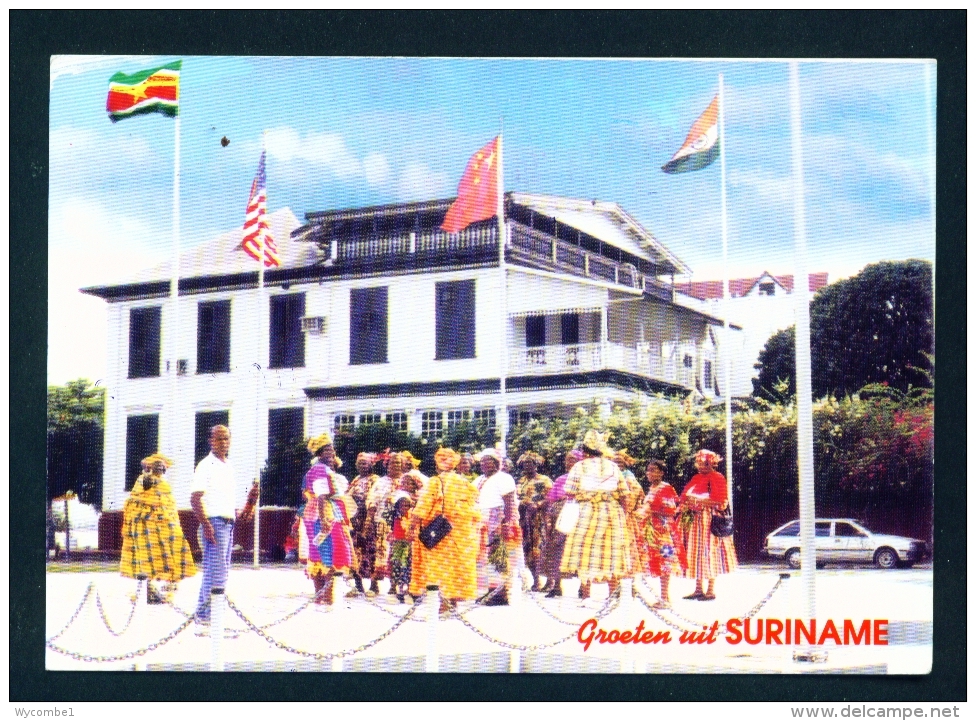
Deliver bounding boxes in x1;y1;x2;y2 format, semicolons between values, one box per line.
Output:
677;449;737;601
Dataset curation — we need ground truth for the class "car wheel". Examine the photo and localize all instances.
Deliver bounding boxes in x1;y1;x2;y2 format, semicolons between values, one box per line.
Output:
785;548;801;569
874;547;898;569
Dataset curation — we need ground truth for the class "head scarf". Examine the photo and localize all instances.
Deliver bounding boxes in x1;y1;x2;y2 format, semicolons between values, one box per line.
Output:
695;449;723;467
517;451;545;467
434;447;461;469
142;453;173;470
399;450;421;469
476;448;502;466
582;429;611;456
356;452;377;468
307;432;334;455
614;448;637;468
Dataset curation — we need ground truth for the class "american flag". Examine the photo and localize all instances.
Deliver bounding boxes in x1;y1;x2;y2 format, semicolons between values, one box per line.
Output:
241;151;280;267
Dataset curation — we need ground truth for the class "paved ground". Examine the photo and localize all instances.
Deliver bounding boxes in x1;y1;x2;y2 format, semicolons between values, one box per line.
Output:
45;562;932;674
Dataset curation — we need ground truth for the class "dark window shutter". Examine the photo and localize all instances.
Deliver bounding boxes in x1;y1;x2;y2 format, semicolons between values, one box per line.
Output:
350;287;388;365
124;414;159;491
270;293;305;369
525;315;546;348
128;307;161;378
268;407;305;457
560;313;580;345
197;300;231;373
435;280;476;360
194;410;230;466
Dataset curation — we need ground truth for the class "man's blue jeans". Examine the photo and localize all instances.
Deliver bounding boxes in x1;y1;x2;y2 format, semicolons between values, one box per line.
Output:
195;517;234;622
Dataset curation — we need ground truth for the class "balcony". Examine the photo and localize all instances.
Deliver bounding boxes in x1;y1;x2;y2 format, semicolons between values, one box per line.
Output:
508;341;698;389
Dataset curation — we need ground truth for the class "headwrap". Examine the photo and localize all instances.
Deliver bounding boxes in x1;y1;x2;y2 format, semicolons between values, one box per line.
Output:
399;450;421;469
307;432;334;455
356;452;377;467
695;449;723;466
581;429;611;455
475;448;502;465
142;453;173;469
517;451;545;467
434;447;461;469
375;448;393;466
614;448;637;468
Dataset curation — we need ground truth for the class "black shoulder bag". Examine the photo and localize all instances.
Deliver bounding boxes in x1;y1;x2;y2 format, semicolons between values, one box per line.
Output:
419;476;453;550
710;505;734;537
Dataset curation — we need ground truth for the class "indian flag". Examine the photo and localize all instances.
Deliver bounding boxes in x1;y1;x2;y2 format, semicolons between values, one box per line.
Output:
106;61;181;122
662;96;719;174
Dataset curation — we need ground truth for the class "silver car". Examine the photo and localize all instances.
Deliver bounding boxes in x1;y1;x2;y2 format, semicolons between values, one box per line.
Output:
762;518;928;569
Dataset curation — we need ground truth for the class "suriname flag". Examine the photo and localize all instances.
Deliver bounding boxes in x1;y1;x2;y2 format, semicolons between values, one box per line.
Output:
106;61;181;122
662;95;720;174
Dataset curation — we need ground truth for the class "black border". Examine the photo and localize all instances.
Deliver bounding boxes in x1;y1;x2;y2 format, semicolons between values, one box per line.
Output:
11;10;966;702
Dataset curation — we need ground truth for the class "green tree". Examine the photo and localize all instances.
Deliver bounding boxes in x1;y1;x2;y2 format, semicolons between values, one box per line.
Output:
47;379;105;507
753;260;933;399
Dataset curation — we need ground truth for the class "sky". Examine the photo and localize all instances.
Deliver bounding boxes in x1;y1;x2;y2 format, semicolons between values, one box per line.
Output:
48;56;936;385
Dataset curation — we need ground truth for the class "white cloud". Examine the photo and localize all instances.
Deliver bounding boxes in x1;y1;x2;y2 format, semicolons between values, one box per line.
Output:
395;162;451;202
265;126;390;187
50;55;170;89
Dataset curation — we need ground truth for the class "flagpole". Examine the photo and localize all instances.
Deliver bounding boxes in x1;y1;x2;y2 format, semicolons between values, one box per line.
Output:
718;75;733;510
170;112;180;481
788;61;818;657
253;132;267;569
497;128;509;455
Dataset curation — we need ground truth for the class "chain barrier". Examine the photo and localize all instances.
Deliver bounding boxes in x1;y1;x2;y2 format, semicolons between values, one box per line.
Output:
224;592;426;661
362;593;427;622
447;591;620;652
252;596;317;630
524;587;620;627
46;582;96;643
46;615;195;663
94;589;139;637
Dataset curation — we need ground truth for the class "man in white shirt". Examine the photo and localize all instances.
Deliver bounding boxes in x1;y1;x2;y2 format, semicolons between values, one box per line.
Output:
474;449;519;606
190;425;256;627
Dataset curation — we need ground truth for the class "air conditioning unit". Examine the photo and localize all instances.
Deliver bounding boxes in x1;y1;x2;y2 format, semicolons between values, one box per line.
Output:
301;316;327;335
177;359;189;375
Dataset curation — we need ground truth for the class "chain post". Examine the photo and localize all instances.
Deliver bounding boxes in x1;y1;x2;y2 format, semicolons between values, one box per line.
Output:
425;585;440;673
210;587;225;672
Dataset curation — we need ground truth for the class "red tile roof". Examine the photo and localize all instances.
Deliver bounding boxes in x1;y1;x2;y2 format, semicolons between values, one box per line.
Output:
674;272;829;300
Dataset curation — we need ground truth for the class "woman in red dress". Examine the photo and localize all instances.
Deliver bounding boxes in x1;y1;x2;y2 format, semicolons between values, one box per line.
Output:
637;459;683;608
677;449;737;601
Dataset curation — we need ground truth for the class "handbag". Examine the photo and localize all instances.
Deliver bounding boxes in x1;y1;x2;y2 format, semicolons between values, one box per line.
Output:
419;476;453;550
555;500;580;535
710;506;734;537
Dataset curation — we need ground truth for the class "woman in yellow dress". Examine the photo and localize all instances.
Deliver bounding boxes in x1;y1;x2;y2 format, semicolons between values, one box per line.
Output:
408;448;482;616
120;454;196;604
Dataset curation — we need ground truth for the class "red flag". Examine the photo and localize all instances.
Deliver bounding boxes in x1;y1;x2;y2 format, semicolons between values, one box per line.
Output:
441;137;499;233
240;151;280;267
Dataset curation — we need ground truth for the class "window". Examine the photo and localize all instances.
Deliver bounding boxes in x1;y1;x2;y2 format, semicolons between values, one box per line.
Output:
128;306;161;378
525;315;546;348
195;410;230;465
385;412;408;431
270;293;305;369
683;354;694;369
358;413;383;426
472;408;496;433
815;521;831;537
560;313;580;345
197;300;231;374
447;410;471;428
774;521;800;537
509;410;541;427
435;280;476;360
703;360;713;388
334;414;356;432
834;522;866;538
421;411;443;438
125;414;159;491
758;282;776;296
268;407;304;458
350;287;388;365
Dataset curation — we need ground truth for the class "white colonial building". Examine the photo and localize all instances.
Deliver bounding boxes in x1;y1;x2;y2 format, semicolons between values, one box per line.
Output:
83;193;745;512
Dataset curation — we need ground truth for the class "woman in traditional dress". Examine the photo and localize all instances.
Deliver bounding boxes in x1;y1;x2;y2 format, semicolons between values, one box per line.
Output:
365;451;395;596
120;453;196;604
385;455;423;603
539;448;584;598
677;449;738;601
302;433;357;607
407;448;482;616
637;459;683;608
516;451;552;593
614;449;648;583
346;452;379;597
473;448;521;606
399;450;428;490
457;452;478;482
560;430;634;602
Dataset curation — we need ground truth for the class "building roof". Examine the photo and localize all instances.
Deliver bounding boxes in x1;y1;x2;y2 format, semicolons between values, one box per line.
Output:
674;271;830;301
